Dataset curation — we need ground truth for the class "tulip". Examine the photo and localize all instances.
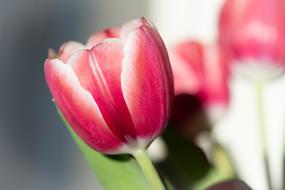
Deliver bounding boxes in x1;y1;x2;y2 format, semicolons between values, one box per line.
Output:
219;0;285;78
45;17;173;190
170;40;229;124
45;17;173;155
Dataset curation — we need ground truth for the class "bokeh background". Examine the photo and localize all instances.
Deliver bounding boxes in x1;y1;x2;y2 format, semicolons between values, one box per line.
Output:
0;0;146;189
2;0;285;190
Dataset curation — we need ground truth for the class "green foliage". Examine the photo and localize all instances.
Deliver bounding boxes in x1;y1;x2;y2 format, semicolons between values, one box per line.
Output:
58;108;151;190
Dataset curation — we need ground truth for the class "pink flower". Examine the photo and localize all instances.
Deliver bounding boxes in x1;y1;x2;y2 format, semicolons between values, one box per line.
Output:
170;40;229;122
44;18;173;154
219;0;285;65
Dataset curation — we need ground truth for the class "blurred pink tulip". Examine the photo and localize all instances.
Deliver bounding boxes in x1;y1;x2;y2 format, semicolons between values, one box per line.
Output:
219;0;285;66
44;17;173;154
170;40;229;122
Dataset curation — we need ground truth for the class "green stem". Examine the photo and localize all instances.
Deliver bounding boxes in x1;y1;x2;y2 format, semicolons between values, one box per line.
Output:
212;140;237;178
133;150;165;190
255;81;272;190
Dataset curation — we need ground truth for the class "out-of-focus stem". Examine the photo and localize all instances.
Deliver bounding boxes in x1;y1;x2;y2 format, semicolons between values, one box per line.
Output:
133;150;165;190
255;81;272;190
212;140;237;178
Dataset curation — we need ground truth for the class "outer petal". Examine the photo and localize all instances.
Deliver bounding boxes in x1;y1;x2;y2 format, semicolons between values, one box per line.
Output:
140;18;174;116
58;41;85;63
121;17;173;100
121;26;173;142
120;19;144;40
86;27;119;48
68;40;137;145
44;58;123;154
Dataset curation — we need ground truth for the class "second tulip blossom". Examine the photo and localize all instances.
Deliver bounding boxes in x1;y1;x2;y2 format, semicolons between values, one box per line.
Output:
170;40;229;122
219;0;285;78
45;18;173;155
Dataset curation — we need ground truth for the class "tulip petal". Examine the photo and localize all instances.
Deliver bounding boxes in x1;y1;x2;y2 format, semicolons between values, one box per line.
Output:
45;59;123;153
170;52;202;95
140;18;174;115
202;45;229;108
120;18;144;40
170;41;204;95
121;27;172;141
219;0;285;63
69;40;137;145
86;27;119;49
121;18;173;105
58;41;85;63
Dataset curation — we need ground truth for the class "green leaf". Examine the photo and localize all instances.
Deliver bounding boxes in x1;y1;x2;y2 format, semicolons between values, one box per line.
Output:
160;126;212;189
160;125;236;190
193;168;232;190
57;108;151;190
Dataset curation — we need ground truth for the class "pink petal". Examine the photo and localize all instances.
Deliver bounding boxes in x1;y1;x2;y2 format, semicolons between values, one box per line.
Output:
86;27;119;48
120;18;145;40
170;41;204;95
121;26;173;141
219;0;285;63
48;49;56;59
202;45;229;109
44;58;123;154
139;17;174;120
69;40;137;144
58;41;85;63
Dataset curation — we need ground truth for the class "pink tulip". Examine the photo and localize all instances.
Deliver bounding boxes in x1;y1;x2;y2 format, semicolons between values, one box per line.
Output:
44;17;173;154
170;40;229;121
219;0;285;65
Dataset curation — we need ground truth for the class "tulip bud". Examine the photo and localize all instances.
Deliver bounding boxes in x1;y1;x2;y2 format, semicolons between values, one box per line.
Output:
170;40;229;124
219;0;285;79
44;17;173;154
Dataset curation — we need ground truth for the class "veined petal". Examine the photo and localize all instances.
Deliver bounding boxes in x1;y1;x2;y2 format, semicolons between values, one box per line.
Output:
58;41;85;63
86;27;119;49
139;18;174;116
121;27;172;141
69;40;137;144
121;17;173;101
44;59;123;154
120;18;144;40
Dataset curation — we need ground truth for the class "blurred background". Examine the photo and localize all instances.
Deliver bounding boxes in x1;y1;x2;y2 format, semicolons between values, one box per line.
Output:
1;0;285;190
0;0;146;189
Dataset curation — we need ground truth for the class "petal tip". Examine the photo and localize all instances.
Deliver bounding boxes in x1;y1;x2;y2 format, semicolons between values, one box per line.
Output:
48;48;57;59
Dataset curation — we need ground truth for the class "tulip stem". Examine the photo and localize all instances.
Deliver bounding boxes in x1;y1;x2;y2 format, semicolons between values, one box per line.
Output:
255;81;272;190
133;150;165;190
